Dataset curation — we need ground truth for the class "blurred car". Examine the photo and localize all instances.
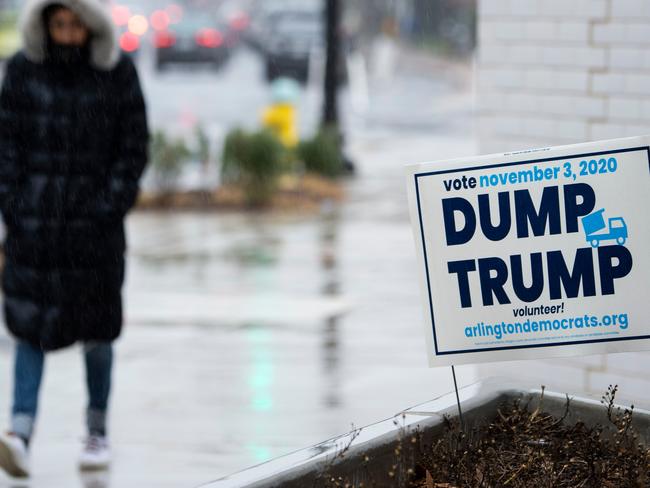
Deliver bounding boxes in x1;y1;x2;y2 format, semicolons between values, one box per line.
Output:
246;0;313;52
153;9;230;71
244;0;282;52
215;0;251;46
262;6;323;83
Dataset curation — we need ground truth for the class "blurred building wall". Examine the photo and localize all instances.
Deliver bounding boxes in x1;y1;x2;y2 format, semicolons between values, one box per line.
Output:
474;0;650;408
477;0;650;153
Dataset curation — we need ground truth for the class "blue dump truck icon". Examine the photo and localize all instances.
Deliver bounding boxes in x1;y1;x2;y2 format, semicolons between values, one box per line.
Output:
581;209;628;247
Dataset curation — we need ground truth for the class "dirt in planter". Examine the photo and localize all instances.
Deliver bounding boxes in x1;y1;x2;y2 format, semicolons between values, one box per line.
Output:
135;174;344;213
320;386;650;488
414;385;650;488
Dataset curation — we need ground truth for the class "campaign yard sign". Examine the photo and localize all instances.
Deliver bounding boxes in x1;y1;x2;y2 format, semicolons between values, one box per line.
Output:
406;136;650;367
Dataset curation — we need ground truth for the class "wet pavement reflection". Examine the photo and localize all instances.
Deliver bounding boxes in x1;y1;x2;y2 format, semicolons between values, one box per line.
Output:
0;37;477;488
319;207;342;410
0;131;478;488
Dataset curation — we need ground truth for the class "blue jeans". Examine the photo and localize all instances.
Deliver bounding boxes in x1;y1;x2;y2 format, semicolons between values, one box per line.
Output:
11;341;113;442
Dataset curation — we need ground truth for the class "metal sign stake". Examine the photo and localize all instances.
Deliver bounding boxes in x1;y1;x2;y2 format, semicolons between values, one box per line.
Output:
451;365;464;430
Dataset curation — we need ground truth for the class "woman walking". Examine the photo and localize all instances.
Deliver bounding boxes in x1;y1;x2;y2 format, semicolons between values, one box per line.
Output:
0;0;148;477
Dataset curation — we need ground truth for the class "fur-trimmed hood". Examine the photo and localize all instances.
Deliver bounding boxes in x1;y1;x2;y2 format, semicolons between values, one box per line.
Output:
20;0;119;70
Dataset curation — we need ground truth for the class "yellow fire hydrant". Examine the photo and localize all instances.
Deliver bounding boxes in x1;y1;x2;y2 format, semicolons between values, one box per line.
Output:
261;77;300;148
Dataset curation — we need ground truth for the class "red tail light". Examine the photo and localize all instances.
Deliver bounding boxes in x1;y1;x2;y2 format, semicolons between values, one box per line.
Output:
195;28;223;48
120;32;140;52
150;10;170;31
155;31;176;48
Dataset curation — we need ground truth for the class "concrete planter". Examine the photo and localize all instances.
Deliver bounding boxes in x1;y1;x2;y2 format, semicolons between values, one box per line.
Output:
201;379;650;488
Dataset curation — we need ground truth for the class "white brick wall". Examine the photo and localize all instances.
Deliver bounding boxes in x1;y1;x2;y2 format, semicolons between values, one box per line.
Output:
611;0;650;19
473;352;650;408
477;0;650;152
475;0;650;404
479;0;609;19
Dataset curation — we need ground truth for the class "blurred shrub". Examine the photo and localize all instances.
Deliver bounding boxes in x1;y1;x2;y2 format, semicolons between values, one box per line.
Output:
297;128;343;179
150;129;191;193
222;128;285;206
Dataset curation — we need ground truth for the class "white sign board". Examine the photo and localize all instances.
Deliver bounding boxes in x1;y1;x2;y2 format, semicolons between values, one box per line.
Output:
406;136;650;367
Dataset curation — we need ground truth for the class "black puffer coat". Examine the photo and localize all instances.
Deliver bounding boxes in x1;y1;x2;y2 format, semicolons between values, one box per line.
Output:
0;6;148;350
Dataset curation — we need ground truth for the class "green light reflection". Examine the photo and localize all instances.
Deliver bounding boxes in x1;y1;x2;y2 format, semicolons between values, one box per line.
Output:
247;327;274;412
247;443;272;462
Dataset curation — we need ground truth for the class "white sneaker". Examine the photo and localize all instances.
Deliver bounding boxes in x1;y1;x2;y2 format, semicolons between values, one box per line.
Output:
79;435;111;471
0;432;30;478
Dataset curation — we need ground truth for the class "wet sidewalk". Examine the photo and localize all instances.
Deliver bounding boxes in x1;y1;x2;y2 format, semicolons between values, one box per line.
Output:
0;130;482;487
2;124;650;487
